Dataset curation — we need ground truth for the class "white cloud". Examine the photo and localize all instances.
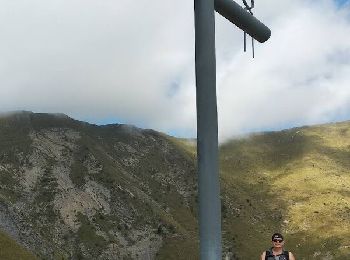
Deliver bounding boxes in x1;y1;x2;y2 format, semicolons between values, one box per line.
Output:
216;0;350;141
0;0;196;129
0;0;350;141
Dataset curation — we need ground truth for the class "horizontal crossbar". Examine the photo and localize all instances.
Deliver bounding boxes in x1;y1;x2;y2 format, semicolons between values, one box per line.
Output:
215;0;271;43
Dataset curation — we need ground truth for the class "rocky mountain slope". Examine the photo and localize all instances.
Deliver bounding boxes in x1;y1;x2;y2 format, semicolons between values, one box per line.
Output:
0;111;199;259
0;111;349;259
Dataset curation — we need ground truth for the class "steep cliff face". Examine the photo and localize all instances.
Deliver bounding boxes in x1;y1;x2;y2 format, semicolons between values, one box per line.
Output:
0;112;198;259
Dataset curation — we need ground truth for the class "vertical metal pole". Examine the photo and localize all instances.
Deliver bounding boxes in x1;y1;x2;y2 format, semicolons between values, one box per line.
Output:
194;0;222;259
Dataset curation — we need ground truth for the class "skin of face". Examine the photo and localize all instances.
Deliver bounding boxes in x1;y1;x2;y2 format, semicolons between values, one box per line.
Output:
272;239;285;249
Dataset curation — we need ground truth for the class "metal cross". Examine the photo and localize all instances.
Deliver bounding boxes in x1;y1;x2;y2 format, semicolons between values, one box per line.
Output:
194;0;271;259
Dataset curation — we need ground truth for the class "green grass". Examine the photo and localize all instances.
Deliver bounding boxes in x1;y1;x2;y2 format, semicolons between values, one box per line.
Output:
76;212;108;257
70;142;89;187
219;122;350;259
2;112;350;259
0;170;21;203
0;230;37;260
156;236;199;260
0;118;32;166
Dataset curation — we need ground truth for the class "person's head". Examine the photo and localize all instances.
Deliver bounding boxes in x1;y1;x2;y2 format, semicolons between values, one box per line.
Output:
271;233;285;248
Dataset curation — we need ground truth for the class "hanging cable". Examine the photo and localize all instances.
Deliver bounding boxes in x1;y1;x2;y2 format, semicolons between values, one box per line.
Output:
242;0;255;58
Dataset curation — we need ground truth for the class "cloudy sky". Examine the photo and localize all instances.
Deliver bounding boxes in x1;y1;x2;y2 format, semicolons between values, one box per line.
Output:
1;0;350;141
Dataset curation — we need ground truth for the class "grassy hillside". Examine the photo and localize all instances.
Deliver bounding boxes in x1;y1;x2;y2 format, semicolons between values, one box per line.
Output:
219;122;350;259
0;111;349;259
0;230;37;260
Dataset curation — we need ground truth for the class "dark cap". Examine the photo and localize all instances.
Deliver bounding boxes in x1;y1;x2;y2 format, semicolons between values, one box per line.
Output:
271;233;284;241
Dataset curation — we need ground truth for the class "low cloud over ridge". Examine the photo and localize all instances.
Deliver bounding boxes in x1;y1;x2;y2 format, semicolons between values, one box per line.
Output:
0;0;349;141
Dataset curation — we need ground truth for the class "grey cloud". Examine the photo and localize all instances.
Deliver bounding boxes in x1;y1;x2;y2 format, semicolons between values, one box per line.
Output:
0;0;350;141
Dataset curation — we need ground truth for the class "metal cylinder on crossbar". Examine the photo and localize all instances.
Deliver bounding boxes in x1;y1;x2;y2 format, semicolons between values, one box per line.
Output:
215;0;271;43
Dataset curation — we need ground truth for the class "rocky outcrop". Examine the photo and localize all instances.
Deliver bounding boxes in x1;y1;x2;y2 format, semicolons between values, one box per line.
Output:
0;112;197;259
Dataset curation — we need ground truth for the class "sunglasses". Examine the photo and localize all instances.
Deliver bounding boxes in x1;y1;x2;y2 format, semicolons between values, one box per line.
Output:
272;239;283;243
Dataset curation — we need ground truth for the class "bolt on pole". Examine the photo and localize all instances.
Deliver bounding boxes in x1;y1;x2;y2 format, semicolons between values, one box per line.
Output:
194;0;271;259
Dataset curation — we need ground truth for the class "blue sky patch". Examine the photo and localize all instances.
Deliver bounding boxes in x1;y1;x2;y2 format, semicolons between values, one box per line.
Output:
335;0;350;7
166;81;181;98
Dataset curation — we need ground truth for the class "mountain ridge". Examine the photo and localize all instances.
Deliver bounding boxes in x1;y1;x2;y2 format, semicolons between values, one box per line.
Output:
0;112;199;259
0;112;349;259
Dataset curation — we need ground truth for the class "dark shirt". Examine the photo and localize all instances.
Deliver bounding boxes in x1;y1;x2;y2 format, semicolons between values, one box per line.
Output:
265;248;289;260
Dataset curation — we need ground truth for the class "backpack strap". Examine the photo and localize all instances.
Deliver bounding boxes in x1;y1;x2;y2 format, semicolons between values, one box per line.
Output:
265;249;289;260
265;250;272;260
